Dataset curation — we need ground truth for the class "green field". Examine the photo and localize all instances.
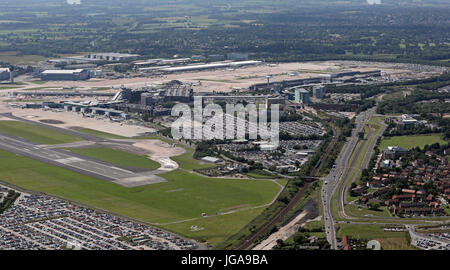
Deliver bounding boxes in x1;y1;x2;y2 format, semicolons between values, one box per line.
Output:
65;147;161;170
0;120;82;145
379;134;446;150
70;127;128;139
171;149;214;171
163;207;265;246
29;80;47;85
0;53;47;65
337;224;414;250
246;172;275;179
0;149;280;244
344;204;392;218
276;179;289;187
444;206;450;216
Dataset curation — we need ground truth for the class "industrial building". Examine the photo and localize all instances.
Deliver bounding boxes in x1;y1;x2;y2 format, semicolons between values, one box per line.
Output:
88;70;103;78
265;97;286;109
0;68;12;82
201;156;223;164
191;55;207;61
249;69;382;91
312;86;326;98
134;58;191;68
40;69;90;81
227;53;249;61
383;146;409;160
160;60;262;73
138;66;171;72
398;114;419;128
250;77;323;91
50;53;140;64
86;53;140;62
295;88;310;105
208;54;225;61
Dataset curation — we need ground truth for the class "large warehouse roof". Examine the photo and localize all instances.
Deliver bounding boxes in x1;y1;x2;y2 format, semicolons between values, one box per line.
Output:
161;60;262;72
41;69;85;75
90;53;140;58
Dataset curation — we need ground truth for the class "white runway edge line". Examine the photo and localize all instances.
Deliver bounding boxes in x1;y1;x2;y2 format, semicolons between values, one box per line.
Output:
0;133;165;186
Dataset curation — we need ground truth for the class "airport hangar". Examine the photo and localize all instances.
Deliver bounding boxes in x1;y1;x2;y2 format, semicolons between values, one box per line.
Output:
39;69;90;81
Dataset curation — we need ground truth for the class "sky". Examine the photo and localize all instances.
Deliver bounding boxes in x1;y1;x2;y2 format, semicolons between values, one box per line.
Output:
67;0;81;5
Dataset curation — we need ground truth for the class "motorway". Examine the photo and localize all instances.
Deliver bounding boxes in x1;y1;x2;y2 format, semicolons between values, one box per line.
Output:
0;133;167;187
320;107;445;249
321;108;376;249
338;115;387;218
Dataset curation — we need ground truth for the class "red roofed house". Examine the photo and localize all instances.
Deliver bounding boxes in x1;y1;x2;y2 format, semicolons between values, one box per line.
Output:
342;236;350;250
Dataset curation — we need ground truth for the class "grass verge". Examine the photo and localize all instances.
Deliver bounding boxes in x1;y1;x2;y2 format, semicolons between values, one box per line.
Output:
65;147;161;170
0;120;82;144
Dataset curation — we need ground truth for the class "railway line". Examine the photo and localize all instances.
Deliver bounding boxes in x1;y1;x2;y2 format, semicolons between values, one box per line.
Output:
235;125;339;250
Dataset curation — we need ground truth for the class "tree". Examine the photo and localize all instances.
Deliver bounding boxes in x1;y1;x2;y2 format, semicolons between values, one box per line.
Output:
358;132;365;140
276;239;285;248
142;113;150;122
367;202;380;211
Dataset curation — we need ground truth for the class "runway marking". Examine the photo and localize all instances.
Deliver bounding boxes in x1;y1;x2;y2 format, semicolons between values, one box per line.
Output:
55;157;85;164
0;134;166;186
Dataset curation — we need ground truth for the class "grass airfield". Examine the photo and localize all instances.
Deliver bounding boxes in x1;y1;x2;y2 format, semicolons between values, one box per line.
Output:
66;147;161;170
0;120;282;246
0;120;82;145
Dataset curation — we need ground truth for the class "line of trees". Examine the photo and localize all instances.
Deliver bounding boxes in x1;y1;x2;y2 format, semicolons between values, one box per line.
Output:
0;190;20;214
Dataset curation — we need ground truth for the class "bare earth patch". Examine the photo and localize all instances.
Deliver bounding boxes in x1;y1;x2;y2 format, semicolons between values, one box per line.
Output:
133;140;186;171
7;107;155;137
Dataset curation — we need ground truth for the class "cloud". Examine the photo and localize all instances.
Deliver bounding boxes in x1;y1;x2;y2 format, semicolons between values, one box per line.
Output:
67;0;81;5
367;0;382;5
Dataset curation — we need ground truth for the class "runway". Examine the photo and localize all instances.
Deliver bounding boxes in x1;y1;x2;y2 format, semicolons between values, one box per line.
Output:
0;133;167;187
